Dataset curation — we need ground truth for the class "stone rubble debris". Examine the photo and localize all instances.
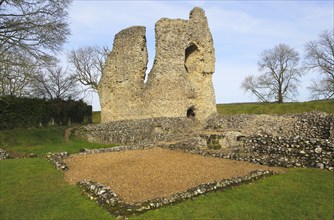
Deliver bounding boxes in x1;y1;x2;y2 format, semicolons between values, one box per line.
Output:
0;148;9;160
45;152;69;171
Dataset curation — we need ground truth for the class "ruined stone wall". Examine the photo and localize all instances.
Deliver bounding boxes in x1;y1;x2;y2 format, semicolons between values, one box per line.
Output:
98;26;148;122
76;111;333;170
98;7;216;123
76;117;199;145
206;111;334;140
243;135;333;170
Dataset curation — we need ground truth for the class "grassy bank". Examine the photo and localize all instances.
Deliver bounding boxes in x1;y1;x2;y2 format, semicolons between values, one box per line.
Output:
1;159;333;219
0;126;116;156
217;100;334;115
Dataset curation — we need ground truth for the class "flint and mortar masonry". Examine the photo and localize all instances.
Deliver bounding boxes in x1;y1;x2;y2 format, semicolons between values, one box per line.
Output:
98;7;216;123
0;148;9;160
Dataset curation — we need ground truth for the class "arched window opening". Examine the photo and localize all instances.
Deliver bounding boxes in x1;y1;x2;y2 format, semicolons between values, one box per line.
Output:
185;44;199;73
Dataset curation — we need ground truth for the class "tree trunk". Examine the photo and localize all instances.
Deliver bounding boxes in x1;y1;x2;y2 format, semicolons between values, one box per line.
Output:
278;91;283;103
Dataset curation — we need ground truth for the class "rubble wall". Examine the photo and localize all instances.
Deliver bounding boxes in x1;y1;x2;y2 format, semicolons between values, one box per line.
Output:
98;7;216;123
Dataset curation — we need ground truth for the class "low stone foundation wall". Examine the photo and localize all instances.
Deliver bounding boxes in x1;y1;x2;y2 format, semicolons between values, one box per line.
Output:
44;145;278;218
0;148;9;160
81;145;153;154
45;152;69;170
66;111;333;218
77;131;333;171
45;133;332;218
78;170;275;218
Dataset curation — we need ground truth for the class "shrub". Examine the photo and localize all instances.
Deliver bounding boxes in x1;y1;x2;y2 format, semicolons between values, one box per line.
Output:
0;96;92;129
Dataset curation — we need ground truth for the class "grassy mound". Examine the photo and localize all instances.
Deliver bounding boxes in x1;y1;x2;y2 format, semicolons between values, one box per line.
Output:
217;100;334;115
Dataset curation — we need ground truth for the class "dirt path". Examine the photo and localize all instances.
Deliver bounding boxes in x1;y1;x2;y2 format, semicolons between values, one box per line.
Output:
64;127;75;142
64;147;284;203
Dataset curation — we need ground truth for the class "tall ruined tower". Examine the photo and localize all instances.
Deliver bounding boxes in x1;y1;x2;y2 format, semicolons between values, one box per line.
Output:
98;7;217;123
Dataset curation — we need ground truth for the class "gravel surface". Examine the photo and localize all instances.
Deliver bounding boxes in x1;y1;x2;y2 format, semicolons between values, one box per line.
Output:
64;147;284;203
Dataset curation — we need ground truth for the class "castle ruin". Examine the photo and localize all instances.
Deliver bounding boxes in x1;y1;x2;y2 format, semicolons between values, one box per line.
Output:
76;7;334;173
98;7;217;123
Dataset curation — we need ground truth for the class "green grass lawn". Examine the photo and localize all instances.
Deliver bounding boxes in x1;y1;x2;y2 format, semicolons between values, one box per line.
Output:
217;100;334;115
0;158;112;220
1;100;333;219
134;168;334;220
0;126;116;156
1;158;333;219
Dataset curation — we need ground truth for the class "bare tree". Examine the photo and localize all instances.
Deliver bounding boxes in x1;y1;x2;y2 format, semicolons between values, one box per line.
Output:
0;0;71;64
304;29;334;100
67;46;109;93
0;50;37;97
241;43;302;103
31;66;79;100
241;75;268;102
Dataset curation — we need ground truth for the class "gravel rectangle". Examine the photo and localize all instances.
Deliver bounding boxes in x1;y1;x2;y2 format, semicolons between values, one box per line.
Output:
64;147;284;203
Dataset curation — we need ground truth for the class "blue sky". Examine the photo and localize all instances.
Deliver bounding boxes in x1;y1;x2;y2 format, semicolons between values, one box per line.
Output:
62;0;333;111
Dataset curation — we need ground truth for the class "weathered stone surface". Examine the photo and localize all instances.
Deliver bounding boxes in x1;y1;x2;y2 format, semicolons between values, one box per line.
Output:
76;117;199;145
243;135;334;170
45;152;69;171
98;7;216;123
206;111;334;140
98;26;148;123
0;148;9;160
76;111;334;170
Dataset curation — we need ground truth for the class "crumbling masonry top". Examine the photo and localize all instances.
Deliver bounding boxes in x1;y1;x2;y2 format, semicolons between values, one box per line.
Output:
98;7;217;123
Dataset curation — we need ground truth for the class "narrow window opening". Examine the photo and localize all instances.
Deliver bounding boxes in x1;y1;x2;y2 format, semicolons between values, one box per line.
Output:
187;106;196;118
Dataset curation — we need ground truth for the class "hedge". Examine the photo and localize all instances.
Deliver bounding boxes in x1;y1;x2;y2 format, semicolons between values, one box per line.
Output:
0;96;92;129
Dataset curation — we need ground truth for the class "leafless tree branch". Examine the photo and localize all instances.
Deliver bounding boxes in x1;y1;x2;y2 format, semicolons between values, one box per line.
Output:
0;0;71;65
241;43;302;103
30;65;80;100
304;29;334;100
67;46;110;93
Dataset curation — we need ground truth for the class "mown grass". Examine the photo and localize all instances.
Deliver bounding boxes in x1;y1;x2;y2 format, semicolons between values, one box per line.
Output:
217;100;334;115
1;158;333;219
134;168;334;220
0;158;112;220
0;126;116;156
1;100;333;219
